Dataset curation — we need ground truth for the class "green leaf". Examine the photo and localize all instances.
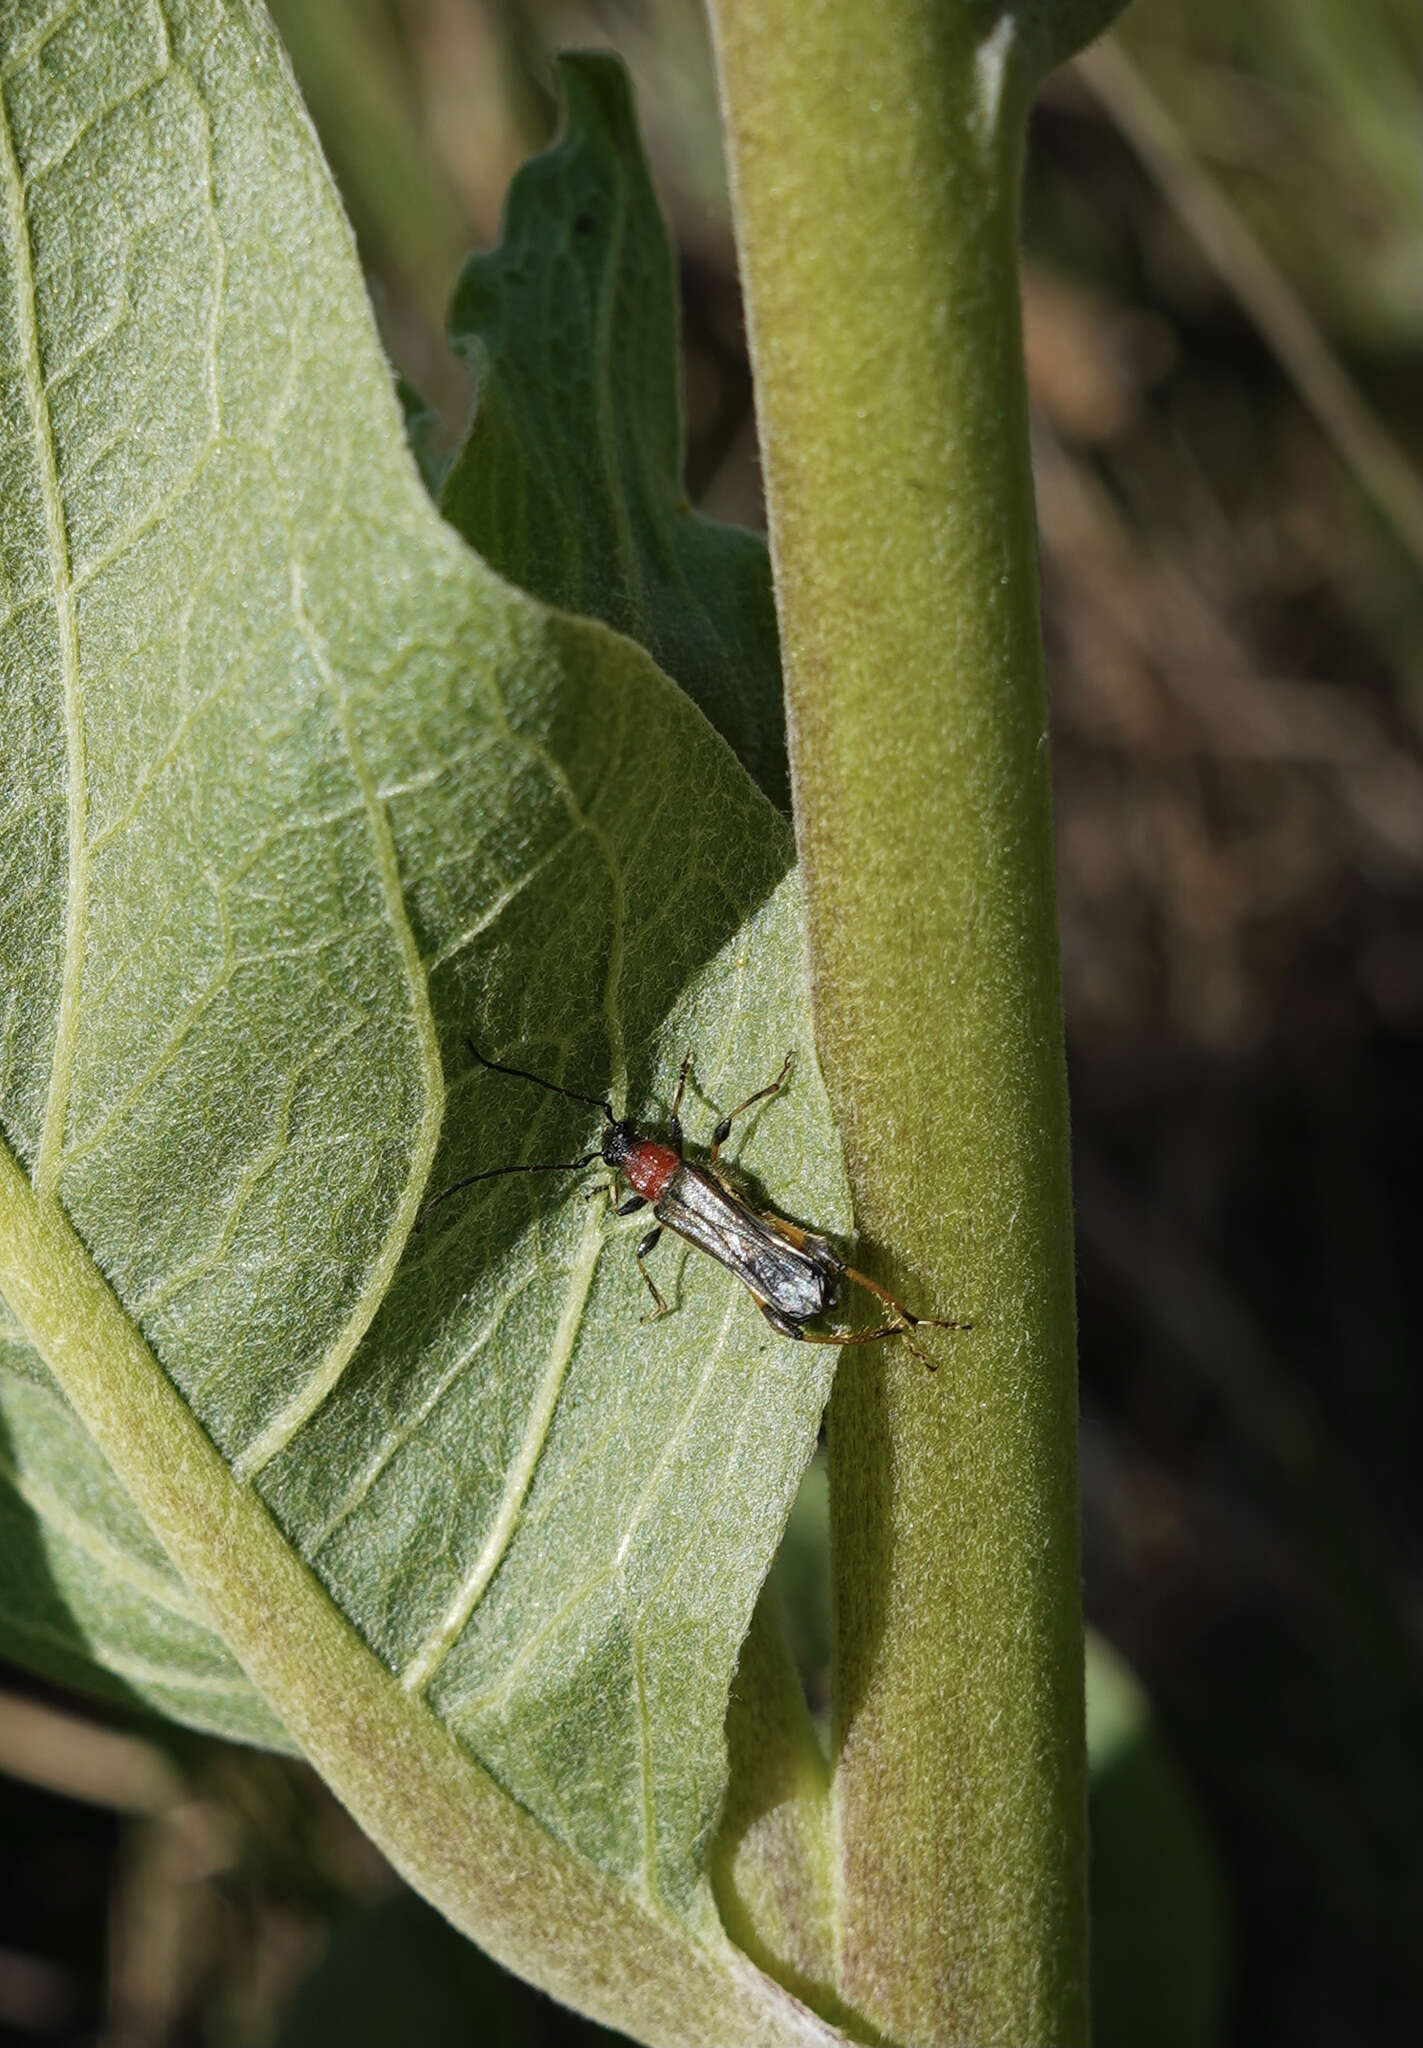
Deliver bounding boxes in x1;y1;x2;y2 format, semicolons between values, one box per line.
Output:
0;1327;289;1746
275;1887;634;2048
1087;1637;1230;2048
440;53;788;812
0;6;847;2039
398;372;447;499
1013;0;1132;81
927;2;1130;90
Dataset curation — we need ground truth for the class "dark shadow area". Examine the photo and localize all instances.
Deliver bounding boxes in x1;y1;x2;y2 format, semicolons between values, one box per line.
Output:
274;1885;634;2048
0;1402;151;1733
1088;1658;1230;2048
0;1404;170;2043
713;1586;889;2046
0;1665;117;2047
1075;1028;1423;2047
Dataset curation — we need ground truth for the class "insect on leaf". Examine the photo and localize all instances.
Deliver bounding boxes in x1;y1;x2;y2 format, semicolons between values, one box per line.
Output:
0;6;847;2039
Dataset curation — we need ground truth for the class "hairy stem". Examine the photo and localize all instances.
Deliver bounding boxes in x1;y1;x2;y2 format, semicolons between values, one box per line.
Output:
708;4;1087;2041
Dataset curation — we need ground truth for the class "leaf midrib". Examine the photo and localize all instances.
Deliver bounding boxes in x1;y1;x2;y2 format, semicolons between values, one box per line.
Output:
0;86;85;1193
0;1138;843;2046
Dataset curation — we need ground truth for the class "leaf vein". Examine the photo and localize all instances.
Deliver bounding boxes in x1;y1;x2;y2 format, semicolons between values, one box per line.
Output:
454;1563;616;1720
0;2;83;84
0;1442;205;1620
629;1620;659;1901
231;567;445;1479
303;1273;528;1556
400;1205;606;1692
614;1287;738;1571
427;827;580;971
0;1606;254;1700
129;1009;366;1317
2;81;85;1191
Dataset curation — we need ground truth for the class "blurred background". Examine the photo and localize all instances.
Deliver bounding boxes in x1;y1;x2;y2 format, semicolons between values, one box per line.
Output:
2;0;1419;2042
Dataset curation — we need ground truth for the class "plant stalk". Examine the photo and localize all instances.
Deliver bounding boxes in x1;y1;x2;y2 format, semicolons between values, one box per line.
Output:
0;1147;845;2048
707;4;1087;2041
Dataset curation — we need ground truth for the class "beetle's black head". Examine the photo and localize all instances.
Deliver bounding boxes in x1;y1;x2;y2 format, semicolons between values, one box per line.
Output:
601;1120;638;1170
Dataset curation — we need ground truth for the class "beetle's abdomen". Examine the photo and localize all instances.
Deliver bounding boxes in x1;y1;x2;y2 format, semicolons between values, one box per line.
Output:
623;1140;681;1201
655;1162;840;1323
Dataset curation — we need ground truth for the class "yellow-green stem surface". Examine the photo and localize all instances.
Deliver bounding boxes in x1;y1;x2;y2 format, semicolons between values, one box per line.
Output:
708;5;1088;2041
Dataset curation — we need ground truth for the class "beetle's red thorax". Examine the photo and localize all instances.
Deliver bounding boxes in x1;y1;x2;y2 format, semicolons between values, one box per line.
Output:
623;1140;680;1201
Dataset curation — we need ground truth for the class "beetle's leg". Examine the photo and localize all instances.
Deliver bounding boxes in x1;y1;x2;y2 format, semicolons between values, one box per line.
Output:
655;1056;696;1155
840;1263;970;1336
584;1183;651;1217
585;1187;655;1212
759;1302;805;1341
758;1300;941;1368
710;1051;794;1162
667;1051;694;1153
635;1225;670;1320
669;1053;694;1123
795;1322;944;1370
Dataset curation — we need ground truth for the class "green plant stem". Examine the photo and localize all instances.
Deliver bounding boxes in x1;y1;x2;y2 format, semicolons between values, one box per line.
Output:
707;5;1087;2042
0;1148;842;2048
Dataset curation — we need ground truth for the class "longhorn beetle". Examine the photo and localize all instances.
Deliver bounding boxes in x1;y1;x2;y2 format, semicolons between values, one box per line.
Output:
417;1042;968;1367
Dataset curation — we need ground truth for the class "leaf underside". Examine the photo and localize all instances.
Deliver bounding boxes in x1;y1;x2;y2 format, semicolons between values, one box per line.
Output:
440;53;788;812
0;0;843;1987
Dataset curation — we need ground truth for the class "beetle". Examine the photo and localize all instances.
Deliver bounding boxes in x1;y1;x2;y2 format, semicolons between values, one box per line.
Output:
418;1042;968;1367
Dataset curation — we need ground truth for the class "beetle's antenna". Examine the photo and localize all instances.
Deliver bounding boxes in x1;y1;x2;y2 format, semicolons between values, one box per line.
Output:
466;1040;613;1120
415;1153;599;1232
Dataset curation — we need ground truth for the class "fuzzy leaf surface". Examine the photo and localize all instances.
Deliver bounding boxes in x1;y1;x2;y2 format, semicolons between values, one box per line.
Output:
440;54;787;810
0;4;846;2035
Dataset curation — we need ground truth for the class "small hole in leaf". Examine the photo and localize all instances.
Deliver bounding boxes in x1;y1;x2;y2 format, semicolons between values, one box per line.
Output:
574;212;597;236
